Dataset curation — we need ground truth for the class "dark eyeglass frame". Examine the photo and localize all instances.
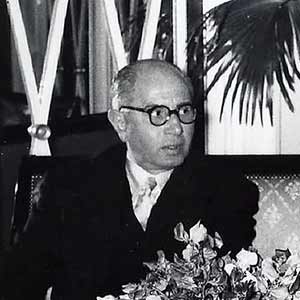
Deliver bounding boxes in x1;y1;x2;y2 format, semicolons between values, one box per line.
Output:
119;103;197;126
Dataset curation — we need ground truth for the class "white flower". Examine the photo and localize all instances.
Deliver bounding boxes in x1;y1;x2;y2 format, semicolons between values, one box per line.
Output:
261;257;279;283
280;270;297;286
236;248;258;271
214;231;224;249
269;286;290;300
294;291;300;300
96;295;116;300
256;277;268;294
182;244;194;262
121;283;138;294
146;296;161;300
189;221;207;244
286;253;300;268
242;270;258;284
280;265;300;286
224;263;236;275
174;222;189;243
119;296;130;300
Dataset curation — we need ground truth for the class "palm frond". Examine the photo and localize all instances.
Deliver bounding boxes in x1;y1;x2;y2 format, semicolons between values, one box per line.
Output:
189;0;300;125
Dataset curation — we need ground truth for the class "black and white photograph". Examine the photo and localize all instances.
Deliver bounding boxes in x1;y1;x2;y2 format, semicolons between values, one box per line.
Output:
1;1;300;299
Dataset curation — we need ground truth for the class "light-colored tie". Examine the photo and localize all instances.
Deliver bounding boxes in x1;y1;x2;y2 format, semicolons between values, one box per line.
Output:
133;177;157;231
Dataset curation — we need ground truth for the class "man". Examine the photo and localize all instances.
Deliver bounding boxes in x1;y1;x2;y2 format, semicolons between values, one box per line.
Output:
1;59;259;300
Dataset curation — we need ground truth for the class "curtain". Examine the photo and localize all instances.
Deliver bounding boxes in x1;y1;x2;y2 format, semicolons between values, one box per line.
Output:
10;0;89;117
11;0;48;93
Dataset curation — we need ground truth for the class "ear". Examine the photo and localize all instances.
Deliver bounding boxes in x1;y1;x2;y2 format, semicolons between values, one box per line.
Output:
108;109;128;142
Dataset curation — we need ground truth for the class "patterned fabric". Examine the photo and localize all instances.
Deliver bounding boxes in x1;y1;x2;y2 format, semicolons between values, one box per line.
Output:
247;174;300;258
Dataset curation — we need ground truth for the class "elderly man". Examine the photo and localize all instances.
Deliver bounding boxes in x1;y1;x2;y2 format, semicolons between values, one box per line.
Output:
2;59;259;300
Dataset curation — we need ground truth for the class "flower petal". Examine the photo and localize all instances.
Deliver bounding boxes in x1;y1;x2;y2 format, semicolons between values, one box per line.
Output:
174;222;189;243
189;221;207;244
236;249;258;271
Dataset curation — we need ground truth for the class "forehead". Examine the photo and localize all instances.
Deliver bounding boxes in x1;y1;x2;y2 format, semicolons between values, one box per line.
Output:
133;72;192;107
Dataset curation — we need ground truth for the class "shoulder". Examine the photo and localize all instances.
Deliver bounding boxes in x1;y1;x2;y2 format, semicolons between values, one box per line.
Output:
45;143;126;189
182;151;259;255
92;143;126;169
181;149;253;186
180;149;259;210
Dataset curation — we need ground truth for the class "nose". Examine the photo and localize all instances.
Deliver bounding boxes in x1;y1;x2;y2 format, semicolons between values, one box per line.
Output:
165;113;183;135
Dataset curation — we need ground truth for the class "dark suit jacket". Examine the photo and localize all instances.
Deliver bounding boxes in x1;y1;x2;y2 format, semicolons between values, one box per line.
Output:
1;144;259;300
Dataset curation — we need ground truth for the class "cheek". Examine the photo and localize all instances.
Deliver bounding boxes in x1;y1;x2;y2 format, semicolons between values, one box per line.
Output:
141;131;161;153
183;126;195;145
128;123;158;152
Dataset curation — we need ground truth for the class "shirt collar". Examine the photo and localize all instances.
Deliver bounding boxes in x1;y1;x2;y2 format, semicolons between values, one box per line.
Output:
125;147;173;192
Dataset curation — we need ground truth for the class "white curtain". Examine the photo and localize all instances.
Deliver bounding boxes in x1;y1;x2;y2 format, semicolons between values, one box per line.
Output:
11;1;48;93
88;1;112;113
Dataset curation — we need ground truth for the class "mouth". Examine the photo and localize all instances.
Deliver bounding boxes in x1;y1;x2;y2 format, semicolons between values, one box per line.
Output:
162;144;184;154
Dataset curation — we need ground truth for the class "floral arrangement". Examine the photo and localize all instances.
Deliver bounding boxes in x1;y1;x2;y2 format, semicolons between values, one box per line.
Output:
98;221;300;300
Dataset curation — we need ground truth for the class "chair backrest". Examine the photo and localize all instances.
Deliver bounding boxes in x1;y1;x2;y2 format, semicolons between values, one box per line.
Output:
10;155;91;246
248;172;300;258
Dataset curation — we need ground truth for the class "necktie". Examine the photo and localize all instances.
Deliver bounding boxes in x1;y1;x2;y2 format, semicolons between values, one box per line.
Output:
133;177;157;231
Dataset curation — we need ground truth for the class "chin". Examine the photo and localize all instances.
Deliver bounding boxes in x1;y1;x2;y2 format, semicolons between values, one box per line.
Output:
163;156;185;169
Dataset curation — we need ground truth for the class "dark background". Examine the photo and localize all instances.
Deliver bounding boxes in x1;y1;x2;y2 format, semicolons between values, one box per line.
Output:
0;2;11;92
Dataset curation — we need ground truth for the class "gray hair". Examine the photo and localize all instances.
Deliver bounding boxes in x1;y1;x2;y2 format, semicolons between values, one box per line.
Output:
110;59;194;110
110;64;138;110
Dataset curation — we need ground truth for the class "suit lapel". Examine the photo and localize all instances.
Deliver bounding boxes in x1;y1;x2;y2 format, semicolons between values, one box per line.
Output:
146;156;210;234
86;145;132;237
146;163;192;232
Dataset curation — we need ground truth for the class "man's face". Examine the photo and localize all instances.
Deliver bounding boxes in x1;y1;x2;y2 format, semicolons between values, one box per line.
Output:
123;71;195;174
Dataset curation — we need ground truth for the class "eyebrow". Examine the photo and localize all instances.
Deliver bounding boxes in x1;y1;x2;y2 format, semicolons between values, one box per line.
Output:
144;100;192;108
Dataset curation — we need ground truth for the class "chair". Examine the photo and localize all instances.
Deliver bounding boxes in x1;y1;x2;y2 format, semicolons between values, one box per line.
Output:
0;112;120;252
10;155;90;246
248;171;300;258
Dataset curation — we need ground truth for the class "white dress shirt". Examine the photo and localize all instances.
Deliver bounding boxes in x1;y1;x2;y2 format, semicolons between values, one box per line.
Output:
125;149;173;230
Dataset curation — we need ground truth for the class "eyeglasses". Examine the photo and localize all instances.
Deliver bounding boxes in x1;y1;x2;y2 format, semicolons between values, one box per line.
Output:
119;103;197;126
